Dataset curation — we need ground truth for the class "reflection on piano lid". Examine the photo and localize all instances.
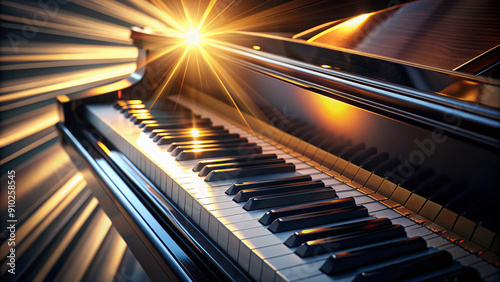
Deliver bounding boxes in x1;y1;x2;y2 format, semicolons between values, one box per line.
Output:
57;0;499;281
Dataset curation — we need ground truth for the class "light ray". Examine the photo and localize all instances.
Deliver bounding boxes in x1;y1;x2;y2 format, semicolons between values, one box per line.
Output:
197;46;253;132
150;46;192;108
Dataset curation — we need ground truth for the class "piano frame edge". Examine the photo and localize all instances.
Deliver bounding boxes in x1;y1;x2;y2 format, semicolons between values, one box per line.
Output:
55;118;252;281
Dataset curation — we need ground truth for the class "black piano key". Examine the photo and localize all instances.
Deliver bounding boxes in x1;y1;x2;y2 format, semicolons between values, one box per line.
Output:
428;181;459;206
169;137;247;152
360;152;389;171
309;132;335;148
300;127;320;141
480;205;500;232
157;129;230;143
413;174;449;198
291;126;316;139
284;120;308;134
338;143;366;161
142;119;212;132
140;117;212;129
119;104;145;113
155;129;229;142
295;127;320;140
295;224;406;257
320;237;427;274
199;158;285;177
325;138;352;155
268;205;367;233
177;146;263;161
399;167;435;190
353;250;453;282
204;163;295;182
114;100;142;110
463;190;499;222
150;126;225;138
193;154;277;172
124;109;153;118
372;157;402;177
158;133;241;145
233;180;325;202
243;187;336;211
130;111;196;119
138;116;206;127
423;266;481;282
173;142;256;157
284;217;392;247
446;188;478;214
350;147;377;166
260;197;356;225
143;122;214;132
225;175;312;195
143;119;216;130
132;113;200;123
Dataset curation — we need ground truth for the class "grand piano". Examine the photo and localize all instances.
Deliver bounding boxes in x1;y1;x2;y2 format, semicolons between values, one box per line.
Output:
42;0;500;280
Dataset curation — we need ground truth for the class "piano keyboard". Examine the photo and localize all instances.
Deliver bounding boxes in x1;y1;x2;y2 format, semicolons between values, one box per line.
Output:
85;98;499;281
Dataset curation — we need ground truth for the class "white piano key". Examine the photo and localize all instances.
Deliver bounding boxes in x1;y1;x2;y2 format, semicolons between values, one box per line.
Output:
362;202;387;212
471;261;499;279
371;209;404;220
405;226;436;237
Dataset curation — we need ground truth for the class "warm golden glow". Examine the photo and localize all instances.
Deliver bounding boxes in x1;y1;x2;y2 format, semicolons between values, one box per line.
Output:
184;28;203;46
97;141;112;156
190;128;200;137
321;64;332;69
1;0;346;134
58;95;70;103
308;13;373;44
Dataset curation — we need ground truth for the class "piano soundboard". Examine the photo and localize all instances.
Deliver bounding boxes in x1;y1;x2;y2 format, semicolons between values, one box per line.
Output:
82;96;499;282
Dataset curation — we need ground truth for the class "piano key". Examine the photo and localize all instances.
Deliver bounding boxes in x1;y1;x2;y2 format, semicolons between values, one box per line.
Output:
158;133;242;145
284;217;392;247
150;125;225;138
174;142;257;157
269;206;369;233
204;162;296;181
233;180;325;202
320;236;427;274
359;152;389;171
243;188;337;211
200;158;285;177
168;137;247;151
399;167;435;191
177;146;263;161
324;138;351;155
424;266;481;282
132;114;201;123
259;197;356;225
226;175;314;195
142;119;212;131
295;224;406;257
193;154;278;172
338;143;366;161
349;147;377;166
119;104;145;112
114;99;142;109
353;250;453;281
372;157;402;177
154;129;230;142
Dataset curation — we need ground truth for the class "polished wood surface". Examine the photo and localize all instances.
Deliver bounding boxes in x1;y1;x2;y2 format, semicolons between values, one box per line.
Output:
307;0;500;72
